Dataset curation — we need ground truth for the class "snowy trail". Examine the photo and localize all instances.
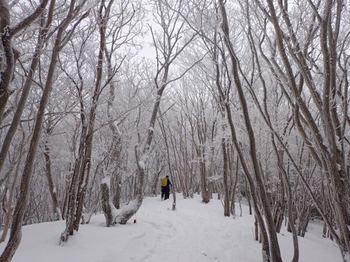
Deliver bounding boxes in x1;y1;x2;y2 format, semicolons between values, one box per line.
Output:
0;195;341;262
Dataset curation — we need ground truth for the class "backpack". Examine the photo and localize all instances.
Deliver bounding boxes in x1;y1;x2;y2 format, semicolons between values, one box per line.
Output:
161;177;168;187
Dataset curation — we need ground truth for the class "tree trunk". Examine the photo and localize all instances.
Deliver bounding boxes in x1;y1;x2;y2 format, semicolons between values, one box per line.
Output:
43;137;61;221
0;0;55;173
111;174;121;209
63;1;107;240
273;145;299;262
230;154;239;217
101;179;115;227
222;138;230;216
0;1;15;123
0;0;78;257
0;0;49;123
0;129;24;243
218;1;282;261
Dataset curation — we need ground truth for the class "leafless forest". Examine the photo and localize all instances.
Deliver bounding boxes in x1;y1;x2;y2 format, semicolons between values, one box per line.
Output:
0;0;349;261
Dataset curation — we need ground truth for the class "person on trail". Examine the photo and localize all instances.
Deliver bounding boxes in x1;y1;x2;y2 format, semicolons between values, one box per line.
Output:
160;175;172;200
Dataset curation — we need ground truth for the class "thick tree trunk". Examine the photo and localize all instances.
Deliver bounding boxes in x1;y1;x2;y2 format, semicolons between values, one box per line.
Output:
246;179;252;215
199;149;210;203
229;153;239;217
111;174;121;209
101;179;115;227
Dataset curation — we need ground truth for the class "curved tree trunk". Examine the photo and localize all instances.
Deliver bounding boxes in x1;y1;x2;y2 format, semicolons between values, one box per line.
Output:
0;0;54;174
273;142;299;262
0;0;49;124
61;0;108;242
107;0;196;225
218;1;282;261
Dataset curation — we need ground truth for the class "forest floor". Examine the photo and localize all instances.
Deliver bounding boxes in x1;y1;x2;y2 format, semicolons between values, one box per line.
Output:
0;194;341;262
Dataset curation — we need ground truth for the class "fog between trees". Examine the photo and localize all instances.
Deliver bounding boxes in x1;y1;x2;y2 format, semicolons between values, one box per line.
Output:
0;0;350;261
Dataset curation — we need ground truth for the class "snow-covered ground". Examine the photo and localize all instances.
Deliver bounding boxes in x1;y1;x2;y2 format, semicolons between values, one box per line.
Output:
0;195;341;261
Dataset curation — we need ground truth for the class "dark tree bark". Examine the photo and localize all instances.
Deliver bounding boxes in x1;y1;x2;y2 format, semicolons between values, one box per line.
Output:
43;131;61;221
101;181;114;227
254;0;350;258
222;135;230;216
61;0;107;242
218;1;282;261
0;0;55;174
0;127;25;244
0;0;49;123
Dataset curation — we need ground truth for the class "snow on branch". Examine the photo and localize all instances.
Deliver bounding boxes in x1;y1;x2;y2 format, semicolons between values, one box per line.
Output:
101;177;141;226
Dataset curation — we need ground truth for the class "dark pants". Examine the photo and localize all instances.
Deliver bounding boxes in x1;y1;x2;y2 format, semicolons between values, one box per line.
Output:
161;186;170;200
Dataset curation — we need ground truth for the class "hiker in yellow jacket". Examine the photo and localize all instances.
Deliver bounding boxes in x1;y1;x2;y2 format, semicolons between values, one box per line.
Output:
160;175;172;200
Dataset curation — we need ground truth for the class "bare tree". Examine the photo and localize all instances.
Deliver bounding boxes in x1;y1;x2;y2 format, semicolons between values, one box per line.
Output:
100;0;197;226
249;0;350;259
0;0;89;259
0;125;25;243
0;0;49;123
60;0;110;242
217;0;283;261
0;0;56;181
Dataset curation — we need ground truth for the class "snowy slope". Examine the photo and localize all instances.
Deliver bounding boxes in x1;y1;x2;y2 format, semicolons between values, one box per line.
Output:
0;195;341;262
